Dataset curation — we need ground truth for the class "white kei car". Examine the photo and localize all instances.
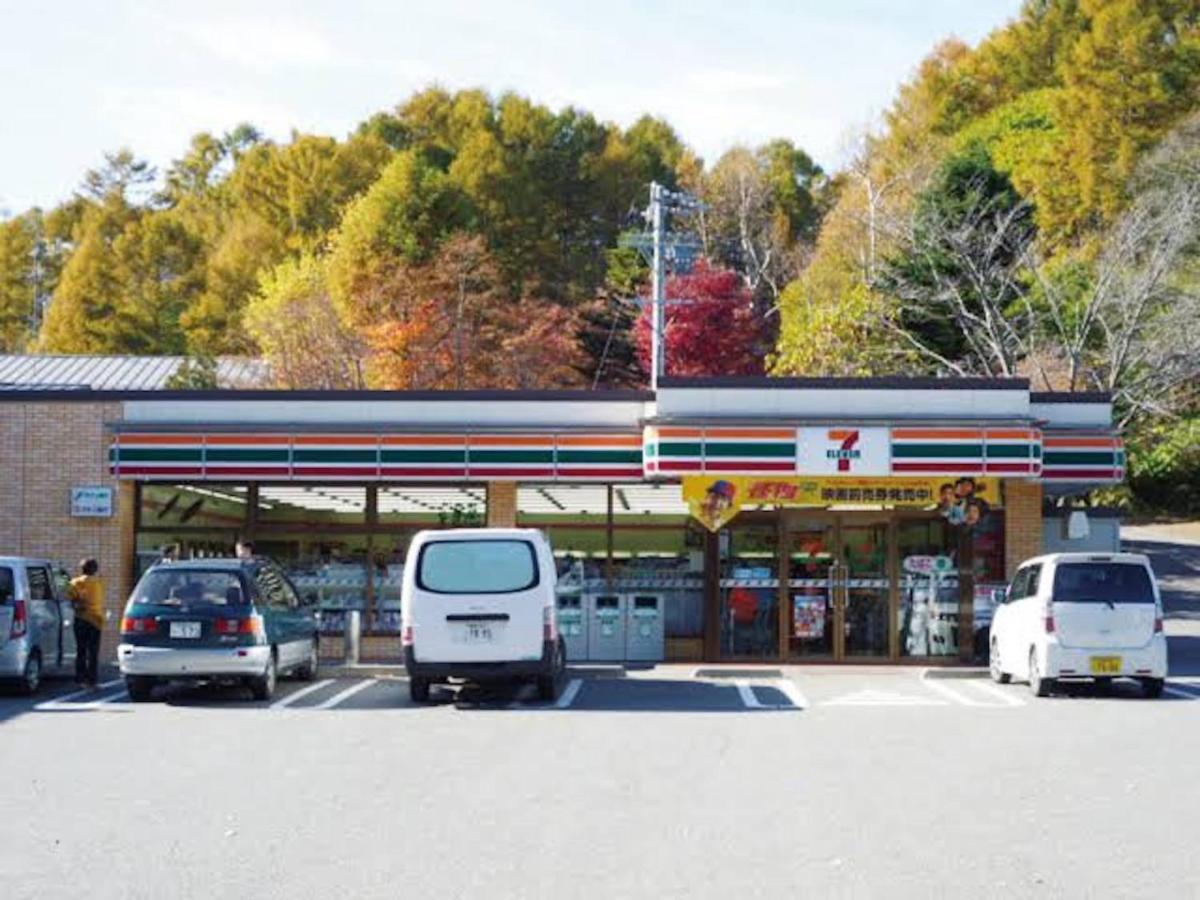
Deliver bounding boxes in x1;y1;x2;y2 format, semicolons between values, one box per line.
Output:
989;552;1167;698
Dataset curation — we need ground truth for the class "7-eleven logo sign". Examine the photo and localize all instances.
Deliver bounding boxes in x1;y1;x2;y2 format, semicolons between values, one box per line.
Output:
826;429;861;472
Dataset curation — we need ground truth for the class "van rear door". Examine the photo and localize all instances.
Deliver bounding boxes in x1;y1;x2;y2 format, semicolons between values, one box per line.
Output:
0;566;15;643
1051;560;1158;649
411;538;544;664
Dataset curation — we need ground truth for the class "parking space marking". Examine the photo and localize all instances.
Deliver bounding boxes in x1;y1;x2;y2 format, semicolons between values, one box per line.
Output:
920;678;985;707
270;679;336;710
555;678;583;709
1164;683;1200;701
822;689;947;707
735;681;763;709
312;679;377;710
775;679;808;709
34;679;126;711
967;681;1026;707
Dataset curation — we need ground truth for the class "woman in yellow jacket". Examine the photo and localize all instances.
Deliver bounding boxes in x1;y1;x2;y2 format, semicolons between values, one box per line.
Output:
67;559;105;688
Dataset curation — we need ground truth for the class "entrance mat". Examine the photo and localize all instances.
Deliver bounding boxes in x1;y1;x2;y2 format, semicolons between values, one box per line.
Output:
694;668;785;680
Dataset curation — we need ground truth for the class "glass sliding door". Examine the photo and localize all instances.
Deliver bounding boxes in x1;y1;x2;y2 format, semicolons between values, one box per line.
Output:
785;517;836;659
838;520;892;659
718;519;779;659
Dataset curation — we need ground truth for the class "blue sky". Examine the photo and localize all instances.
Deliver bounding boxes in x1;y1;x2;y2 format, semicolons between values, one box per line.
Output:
0;0;1021;214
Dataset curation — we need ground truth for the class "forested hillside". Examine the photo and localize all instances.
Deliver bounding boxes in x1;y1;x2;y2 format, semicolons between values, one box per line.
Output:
0;0;1197;509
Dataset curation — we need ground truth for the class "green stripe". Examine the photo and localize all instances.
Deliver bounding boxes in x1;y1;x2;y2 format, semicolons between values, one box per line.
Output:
643;442;657;458
984;444;1033;458
469;450;555;464
381;449;468;463
206;448;289;463
118;448;203;462
704;442;794;458
1044;451;1117;466
557;450;642;464
658;441;702;457
892;444;984;459
292;449;378;463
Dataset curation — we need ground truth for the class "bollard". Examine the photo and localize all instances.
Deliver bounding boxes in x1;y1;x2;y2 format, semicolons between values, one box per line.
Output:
345;609;361;666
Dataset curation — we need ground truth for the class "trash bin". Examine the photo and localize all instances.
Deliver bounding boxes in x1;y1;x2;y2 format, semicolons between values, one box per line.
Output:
587;593;625;662
624;594;664;662
556;593;588;663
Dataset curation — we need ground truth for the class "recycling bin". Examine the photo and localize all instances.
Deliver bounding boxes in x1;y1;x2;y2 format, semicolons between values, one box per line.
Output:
624;594;664;662
556;593;588;662
587;593;626;662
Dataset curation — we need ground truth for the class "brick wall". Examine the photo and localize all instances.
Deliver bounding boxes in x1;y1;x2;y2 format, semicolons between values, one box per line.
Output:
0;402;132;659
486;481;517;527
1004;479;1044;578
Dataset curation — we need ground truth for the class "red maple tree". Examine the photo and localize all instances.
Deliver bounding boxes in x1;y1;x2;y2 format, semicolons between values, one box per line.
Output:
635;261;768;378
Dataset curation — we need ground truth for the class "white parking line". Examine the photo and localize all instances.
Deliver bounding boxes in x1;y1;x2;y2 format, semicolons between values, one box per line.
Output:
966;681;1026;707
1164;686;1200;701
312;679;377;710
921;678;985;707
555;678;583;709
775;679;808;710
270;679;335;710
34;680;126;711
735;680;764;709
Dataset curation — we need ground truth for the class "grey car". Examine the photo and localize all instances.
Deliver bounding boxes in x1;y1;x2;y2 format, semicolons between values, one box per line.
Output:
0;557;78;694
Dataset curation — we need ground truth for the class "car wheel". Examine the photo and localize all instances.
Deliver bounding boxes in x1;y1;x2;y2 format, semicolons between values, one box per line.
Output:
296;639;319;682
537;638;566;702
1141;677;1164;699
126;676;156;703
19;651;41;695
989;639;1010;684
409;677;431;703
1029;649;1053;698
249;651;277;701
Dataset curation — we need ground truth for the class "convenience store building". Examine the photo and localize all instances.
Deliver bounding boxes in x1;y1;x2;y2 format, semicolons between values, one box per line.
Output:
0;363;1125;665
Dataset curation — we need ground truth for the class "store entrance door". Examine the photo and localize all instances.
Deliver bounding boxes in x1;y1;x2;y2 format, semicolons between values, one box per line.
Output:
783;514;893;662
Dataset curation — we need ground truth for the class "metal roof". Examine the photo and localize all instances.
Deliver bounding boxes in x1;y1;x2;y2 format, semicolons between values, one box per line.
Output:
0;355;268;390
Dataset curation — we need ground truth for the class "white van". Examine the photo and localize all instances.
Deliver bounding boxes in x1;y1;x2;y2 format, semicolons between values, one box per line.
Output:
989;552;1167;697
401;528;566;703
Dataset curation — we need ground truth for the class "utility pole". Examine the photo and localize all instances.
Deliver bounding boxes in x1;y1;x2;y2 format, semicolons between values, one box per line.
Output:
649;182;667;390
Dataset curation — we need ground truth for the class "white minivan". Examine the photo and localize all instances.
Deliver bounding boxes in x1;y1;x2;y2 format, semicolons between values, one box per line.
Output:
989;552;1167;698
401;528;566;703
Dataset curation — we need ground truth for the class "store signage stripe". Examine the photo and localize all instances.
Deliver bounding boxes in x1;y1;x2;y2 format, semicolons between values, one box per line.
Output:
1042;469;1122;480
1043;436;1120;449
471;435;555;447
891;428;984;440
984;429;1038;440
705;461;796;472
117;448;204;462
380;449;468;463
984;444;1034;458
555;466;644;477
468;450;555;464
556;450;642;464
113;465;204;476
656;427;704;438
656;460;704;472
703;428;794;440
702;443;795;458
204;435;291;446
292;435;378;446
380;435;468;446
557;435;642;448
205;449;290;463
291;466;379;478
1044;451;1119;466
892;444;984;459
657;441;704;456
292;449;378;463
202;466;293;477
470;467;556;477
984;462;1039;474
891;462;985;473
380;467;470;478
113;433;199;446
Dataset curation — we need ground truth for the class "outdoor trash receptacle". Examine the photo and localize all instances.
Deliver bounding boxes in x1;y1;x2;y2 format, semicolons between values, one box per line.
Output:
587;593;626;662
556;593;588;662
624;594;664;662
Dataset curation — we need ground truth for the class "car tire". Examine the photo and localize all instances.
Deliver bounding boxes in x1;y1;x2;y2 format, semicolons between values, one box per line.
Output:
126;676;156;703
409;677;431;703
296;639;319;682
18;651;41;695
989;639;1010;684
1029;649;1053;698
537;638;566;702
249;651;277;701
1141;677;1164;699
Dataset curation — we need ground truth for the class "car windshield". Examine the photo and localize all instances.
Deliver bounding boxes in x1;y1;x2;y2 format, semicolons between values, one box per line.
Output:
1052;563;1155;604
132;570;249;607
417;540;538;594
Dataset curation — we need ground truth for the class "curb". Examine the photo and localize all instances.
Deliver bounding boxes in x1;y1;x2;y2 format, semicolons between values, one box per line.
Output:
922;667;990;680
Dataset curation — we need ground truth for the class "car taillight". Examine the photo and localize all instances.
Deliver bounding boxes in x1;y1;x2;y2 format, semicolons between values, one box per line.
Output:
10;599;28;638
543;606;558;642
121;615;157;635
401;625;414;647
216;616;263;637
1044;612;1056;634
1154;616;1163;633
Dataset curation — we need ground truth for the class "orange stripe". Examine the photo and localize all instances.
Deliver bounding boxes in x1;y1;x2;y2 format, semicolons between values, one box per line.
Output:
117;434;197;445
703;428;794;440
892;429;983;440
556;435;642;448
205;434;290;446
656;427;703;438
292;435;378;446
984;429;1036;440
827;429;857;441
1043;437;1116;448
471;435;554;447
380;435;467;446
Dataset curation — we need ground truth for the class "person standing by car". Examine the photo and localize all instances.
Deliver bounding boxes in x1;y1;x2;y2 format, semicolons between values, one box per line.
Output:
67;559;105;688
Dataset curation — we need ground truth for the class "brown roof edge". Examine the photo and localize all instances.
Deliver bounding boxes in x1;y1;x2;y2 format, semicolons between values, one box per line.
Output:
0;387;655;403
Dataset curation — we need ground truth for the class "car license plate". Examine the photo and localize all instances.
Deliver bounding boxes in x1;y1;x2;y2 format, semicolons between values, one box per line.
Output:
465;624;493;643
170;621;201;639
1090;655;1122;674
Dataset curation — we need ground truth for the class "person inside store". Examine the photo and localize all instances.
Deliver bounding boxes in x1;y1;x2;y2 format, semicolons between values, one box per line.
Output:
66;558;105;689
235;538;255;559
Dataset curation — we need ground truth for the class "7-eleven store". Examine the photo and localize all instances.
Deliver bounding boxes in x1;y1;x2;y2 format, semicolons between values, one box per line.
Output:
1;377;1124;665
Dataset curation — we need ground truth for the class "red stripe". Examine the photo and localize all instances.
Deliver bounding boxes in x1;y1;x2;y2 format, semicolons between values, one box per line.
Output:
891;462;984;473
112;465;203;476
555;467;645;478
204;466;290;476
469;467;556;477
292;466;379;477
704;461;796;472
983;463;1037;474
656;460;704;472
379;467;469;478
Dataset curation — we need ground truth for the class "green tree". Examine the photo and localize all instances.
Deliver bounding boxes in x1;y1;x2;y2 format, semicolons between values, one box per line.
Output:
0;214;37;350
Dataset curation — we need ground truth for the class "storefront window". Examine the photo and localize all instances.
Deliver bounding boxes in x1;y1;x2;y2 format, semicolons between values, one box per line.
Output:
897;517;961;658
719;520;778;658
